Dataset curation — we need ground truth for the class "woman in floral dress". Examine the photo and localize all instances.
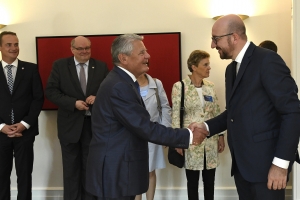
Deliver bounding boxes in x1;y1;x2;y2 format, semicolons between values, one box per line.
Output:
171;50;225;200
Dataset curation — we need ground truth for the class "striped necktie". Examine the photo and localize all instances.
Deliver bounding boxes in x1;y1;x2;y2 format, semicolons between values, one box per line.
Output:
6;65;15;124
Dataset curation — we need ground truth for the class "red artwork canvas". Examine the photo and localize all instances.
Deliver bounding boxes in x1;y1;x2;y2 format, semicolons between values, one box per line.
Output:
36;32;182;110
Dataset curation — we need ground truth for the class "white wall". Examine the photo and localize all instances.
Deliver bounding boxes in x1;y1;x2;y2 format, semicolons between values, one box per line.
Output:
292;0;300;199
0;0;294;199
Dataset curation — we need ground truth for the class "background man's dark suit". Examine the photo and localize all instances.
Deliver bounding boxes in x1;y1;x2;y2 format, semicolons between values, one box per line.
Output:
46;57;108;142
46;56;109;199
0;60;44;199
206;42;300;185
86;66;190;199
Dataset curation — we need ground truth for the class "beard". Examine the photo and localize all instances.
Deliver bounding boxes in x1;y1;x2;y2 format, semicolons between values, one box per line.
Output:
217;38;234;59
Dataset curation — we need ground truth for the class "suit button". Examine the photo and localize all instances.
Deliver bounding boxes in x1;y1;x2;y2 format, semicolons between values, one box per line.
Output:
231;119;234;122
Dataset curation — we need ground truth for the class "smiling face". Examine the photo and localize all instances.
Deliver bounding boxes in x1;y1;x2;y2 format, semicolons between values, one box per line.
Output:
71;36;91;63
119;40;150;78
192;57;211;79
0;34;19;64
211;23;234;60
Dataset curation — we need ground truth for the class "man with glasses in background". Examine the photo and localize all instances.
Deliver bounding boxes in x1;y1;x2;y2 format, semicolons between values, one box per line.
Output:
46;36;109;200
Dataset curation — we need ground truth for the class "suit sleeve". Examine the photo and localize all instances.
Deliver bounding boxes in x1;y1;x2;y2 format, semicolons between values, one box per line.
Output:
45;61;77;112
111;82;190;148
22;65;44;126
260;52;300;161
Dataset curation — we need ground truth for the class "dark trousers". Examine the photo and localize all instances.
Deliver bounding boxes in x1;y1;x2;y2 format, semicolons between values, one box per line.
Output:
0;135;35;200
94;196;135;200
185;155;216;200
60;118;94;200
234;170;285;200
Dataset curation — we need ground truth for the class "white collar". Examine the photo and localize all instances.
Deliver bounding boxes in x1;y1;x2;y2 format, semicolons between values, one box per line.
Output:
234;41;250;64
117;66;137;82
1;59;18;69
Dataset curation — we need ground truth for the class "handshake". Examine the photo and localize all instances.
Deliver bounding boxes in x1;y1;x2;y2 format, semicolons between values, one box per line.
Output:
188;122;209;146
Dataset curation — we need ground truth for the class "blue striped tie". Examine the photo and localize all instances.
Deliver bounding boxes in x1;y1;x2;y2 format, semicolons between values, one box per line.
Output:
6;65;14;124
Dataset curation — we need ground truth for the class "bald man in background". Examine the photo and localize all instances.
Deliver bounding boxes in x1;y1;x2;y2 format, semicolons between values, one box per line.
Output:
46;36;109;200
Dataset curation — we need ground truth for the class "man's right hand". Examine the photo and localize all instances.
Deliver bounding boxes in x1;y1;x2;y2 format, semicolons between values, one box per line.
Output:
189;122;209;145
1;125;23;138
75;100;89;110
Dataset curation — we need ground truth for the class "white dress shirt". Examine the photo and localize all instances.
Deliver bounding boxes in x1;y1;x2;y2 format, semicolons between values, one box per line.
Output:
0;59;30;131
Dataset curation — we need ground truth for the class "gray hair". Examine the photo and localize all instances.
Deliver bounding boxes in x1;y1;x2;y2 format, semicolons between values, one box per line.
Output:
111;34;144;65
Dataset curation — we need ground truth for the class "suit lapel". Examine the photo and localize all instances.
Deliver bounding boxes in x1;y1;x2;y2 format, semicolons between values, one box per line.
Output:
143;75;156;101
13;60;25;94
68;58;84;96
228;42;255;102
0;62;11;94
113;66;144;106
86;58;95;95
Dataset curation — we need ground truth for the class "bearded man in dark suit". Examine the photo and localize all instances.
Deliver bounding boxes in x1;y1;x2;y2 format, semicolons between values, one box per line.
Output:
191;14;300;200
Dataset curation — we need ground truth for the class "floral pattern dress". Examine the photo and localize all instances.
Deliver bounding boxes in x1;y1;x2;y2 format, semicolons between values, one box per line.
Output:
171;76;224;170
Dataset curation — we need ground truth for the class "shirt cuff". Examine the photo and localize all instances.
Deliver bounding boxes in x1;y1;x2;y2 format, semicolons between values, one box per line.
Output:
203;122;210;136
272;157;289;169
0;123;6;131
21;121;30;129
187;128;193;144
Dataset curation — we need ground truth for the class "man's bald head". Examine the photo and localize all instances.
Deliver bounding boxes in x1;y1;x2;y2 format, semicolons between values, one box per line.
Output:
213;14;247;40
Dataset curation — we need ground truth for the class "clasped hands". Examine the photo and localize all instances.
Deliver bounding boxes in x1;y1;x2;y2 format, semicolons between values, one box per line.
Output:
75;95;96;110
188;122;209;146
175;122;208;156
1;123;26;138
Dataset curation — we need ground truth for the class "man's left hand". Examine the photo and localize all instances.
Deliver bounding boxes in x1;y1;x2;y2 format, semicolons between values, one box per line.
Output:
11;123;26;134
86;95;96;105
267;164;287;190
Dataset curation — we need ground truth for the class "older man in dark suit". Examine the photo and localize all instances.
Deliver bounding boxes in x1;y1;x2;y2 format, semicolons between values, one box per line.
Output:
86;34;208;200
0;31;44;200
191;14;300;200
45;36;109;200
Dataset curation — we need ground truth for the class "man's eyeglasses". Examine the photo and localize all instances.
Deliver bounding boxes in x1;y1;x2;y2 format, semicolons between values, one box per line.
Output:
211;33;233;44
72;46;91;51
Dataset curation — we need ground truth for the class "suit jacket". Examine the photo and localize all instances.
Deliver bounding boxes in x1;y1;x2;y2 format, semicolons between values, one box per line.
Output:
206;42;300;182
0;60;44;138
142;74;172;127
45;57;109;143
86;66;190;198
172;77;224;170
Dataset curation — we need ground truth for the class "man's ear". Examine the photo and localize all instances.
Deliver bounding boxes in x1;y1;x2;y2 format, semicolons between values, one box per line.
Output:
118;53;127;64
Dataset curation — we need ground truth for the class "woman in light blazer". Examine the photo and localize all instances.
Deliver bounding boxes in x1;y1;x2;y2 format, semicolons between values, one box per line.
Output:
135;73;172;200
172;50;225;200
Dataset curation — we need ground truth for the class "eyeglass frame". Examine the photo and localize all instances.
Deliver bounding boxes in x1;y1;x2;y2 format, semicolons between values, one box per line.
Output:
72;46;91;51
211;33;233;44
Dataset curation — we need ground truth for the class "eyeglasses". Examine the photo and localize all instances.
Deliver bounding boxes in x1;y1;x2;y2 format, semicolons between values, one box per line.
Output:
211;33;233;44
72;46;91;51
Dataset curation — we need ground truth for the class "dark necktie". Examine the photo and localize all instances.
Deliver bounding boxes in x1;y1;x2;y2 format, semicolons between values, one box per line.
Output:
134;81;145;107
232;61;237;86
79;63;86;95
6;65;15;124
134;81;140;93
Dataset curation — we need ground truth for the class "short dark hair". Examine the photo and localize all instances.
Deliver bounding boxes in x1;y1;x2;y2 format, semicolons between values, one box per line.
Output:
187;50;210;72
259;40;277;52
0;31;17;46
